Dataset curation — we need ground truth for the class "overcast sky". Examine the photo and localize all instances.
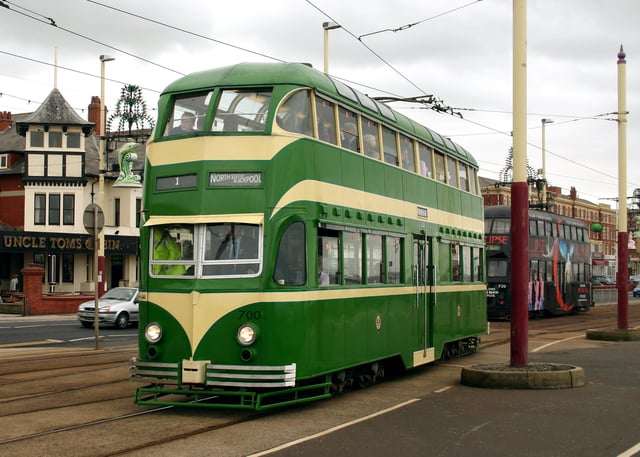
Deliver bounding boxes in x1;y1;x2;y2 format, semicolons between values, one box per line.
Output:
1;0;638;208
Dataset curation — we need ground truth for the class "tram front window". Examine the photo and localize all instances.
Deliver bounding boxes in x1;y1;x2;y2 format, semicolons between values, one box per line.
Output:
214;89;272;132
202;223;261;277
164;92;212;136
150;225;195;276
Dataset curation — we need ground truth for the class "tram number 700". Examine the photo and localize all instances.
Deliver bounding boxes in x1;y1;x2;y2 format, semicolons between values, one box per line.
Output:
239;310;262;320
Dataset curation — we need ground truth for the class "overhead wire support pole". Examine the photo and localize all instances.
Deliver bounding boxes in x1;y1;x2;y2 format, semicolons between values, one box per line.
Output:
510;0;529;367
617;45;629;330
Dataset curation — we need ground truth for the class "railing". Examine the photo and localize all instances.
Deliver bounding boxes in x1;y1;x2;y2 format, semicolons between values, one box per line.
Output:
593;285;622;305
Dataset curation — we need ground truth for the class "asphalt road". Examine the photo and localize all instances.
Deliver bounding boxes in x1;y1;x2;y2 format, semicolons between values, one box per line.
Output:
0;314;138;349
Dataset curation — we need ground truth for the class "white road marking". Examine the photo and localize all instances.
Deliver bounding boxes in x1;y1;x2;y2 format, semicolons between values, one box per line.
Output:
247;399;421;456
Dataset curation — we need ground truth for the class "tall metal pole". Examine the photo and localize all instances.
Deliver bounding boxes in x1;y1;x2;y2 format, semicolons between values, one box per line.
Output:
93;204;100;350
511;0;529;366
541;118;553;208
617;45;629;330
98;55;114;298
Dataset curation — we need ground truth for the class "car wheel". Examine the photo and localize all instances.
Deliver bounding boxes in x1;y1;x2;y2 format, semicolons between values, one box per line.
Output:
80;321;93;328
115;312;130;329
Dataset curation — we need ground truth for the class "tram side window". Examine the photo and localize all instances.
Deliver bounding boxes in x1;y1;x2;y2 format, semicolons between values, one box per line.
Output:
382;126;398;166
400;135;416;172
529;220;537;236
434;151;446;183
276;90;313;136
462;245;472;282
447;156;458;187
459;163;469;191
473;247;483;281
214;89;272;132
367;234;383;284
418;143;433;178
318;228;340;286
343;231;362;284
339;108;359;152
451;243;461;282
317;97;337;144
469;168;478;195
165;92;211;135
386;236;401;284
150;225;195;277
274;221;306;286
538;260;546;283
361;117;380;159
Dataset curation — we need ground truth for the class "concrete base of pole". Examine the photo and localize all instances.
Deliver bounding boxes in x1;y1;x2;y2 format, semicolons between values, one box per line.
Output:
461;363;586;389
586;328;640;341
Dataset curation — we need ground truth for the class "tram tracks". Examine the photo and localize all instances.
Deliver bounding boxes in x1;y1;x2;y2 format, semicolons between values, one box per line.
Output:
1;304;639;456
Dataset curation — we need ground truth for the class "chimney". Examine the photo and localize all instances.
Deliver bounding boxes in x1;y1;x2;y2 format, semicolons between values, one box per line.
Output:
570;186;577;201
88;96;101;135
0;111;12;132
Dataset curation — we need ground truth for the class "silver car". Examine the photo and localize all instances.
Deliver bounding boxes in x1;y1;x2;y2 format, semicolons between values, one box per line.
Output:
77;287;139;329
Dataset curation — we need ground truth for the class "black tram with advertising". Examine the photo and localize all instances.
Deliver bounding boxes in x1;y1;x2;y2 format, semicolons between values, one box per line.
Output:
485;205;593;319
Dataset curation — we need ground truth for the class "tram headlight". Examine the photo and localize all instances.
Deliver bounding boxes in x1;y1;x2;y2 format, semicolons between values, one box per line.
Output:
145;322;163;343
237;323;257;346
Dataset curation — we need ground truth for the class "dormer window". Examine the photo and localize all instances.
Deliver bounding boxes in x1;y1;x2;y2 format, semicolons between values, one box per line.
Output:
29;128;82;149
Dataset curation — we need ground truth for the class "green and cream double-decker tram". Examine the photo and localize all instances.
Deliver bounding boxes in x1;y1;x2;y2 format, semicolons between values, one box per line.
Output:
131;62;486;410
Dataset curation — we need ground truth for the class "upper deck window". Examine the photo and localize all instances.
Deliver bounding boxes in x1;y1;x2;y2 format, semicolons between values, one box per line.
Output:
328;76;358;104
317;97;337;145
276;90;313;136
214;89;272;132
165;92;212;136
374;100;395;121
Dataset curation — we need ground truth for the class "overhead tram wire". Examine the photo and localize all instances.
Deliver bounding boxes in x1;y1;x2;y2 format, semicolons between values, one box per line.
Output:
306;0;627;193
304;0;482;110
87;0;286;64
357;0;484;40
2;1;628;194
2;0;184;76
0;50;162;99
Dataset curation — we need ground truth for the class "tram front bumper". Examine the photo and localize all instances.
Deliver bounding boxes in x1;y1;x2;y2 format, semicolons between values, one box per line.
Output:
130;357;297;388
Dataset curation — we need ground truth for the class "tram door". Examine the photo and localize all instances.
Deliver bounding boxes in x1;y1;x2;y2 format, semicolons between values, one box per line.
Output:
413;235;434;362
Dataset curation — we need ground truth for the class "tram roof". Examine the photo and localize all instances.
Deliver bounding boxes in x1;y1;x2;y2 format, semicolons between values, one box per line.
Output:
162;62;477;166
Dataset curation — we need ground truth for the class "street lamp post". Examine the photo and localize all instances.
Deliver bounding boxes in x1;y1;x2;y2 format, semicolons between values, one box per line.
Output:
323;21;341;74
98;55;114;299
541;118;553;208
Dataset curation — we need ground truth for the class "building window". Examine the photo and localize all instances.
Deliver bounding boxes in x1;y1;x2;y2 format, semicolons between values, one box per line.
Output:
63;194;75;225
0;154;7;169
49;194;60;225
34;194;46;225
66;132;81;148
136;198;142;228
49;131;62;148
62;254;74;282
114;198;121;226
31;131;44;147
